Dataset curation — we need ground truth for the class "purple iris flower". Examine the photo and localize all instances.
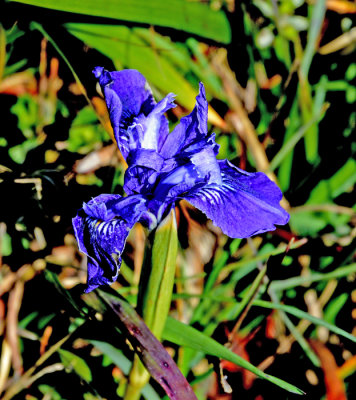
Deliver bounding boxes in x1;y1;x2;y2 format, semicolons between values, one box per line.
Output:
73;67;289;292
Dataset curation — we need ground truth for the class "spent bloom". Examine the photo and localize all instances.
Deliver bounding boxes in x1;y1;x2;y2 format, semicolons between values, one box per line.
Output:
73;68;289;292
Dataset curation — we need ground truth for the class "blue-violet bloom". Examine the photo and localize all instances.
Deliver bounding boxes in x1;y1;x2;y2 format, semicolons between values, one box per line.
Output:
73;68;289;292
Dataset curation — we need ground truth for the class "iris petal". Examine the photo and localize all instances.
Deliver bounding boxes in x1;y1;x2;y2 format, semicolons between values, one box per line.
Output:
138;93;176;151
184;160;290;238
72;193;146;292
160;83;208;158
94;68;157;158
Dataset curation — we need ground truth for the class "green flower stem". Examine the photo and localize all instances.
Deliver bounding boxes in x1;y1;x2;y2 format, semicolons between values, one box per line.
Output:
124;210;178;400
125;356;150;400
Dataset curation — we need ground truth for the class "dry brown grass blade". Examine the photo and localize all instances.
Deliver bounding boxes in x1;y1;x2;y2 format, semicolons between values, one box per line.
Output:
319;27;356;55
73;144;118;174
0;71;37;96
0;340;12;394
40;326;54;356
227;111;271;174
326;0;356;13
6;281;24;376
337;355;356;380
0;262;46;297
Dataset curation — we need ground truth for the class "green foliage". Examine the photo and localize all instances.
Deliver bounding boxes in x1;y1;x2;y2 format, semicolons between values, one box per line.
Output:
290;159;356;235
39;385;65;400
58;349;93;382
11;0;231;43
1;231;12;256
68;106;110;154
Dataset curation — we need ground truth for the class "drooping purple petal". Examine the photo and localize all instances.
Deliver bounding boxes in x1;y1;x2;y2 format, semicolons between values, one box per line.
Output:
73;194;147;292
93;68;153;158
93;67;155;125
160;83;209;159
183;160;290;238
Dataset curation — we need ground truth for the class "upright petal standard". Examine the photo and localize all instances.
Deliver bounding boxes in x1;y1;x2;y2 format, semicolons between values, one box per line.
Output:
73;68;289;292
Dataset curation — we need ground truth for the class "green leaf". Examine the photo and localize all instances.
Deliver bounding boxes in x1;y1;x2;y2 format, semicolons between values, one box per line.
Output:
68;106;109;154
90;340;131;374
58;349;92;382
270;101;327;173
65;23;198;110
1;231;12;256
44;270;87;317
38;313;56;330
8;139;38;164
11;0;231;43
11;95;37;139
312;158;356;200
289;212;327;236
289;158;356;235
38;385;64;400
19;311;39;329
323;294;348;325
274;35;292;68
163;317;304;395
299;0;327;164
135;30;224;101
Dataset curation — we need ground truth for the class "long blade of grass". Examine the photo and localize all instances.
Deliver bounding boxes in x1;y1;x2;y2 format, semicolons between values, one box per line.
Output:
271;263;356;292
163;317;304;395
172;292;356;344
252;300;356;343
300;0;327;79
